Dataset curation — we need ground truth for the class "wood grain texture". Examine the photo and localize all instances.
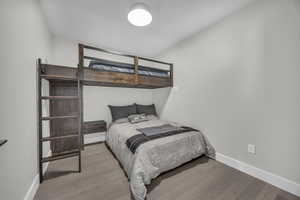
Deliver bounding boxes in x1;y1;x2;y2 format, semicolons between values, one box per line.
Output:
34;144;299;200
41;64;77;81
83;120;107;135
40;63;172;88
41;96;79;100
49;81;80;154
42;150;80;163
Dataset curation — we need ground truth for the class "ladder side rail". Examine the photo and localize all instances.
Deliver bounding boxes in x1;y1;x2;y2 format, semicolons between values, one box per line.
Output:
37;58;43;183
77;68;82;172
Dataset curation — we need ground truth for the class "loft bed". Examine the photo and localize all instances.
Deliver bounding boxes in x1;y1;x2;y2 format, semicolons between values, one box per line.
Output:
37;43;173;182
40;44;173;89
79;44;173;88
78;44;173;88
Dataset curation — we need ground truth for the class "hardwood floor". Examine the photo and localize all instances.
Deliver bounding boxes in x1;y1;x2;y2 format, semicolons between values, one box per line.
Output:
34;144;299;200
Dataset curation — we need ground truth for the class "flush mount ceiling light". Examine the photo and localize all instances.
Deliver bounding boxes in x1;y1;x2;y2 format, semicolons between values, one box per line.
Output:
128;3;152;27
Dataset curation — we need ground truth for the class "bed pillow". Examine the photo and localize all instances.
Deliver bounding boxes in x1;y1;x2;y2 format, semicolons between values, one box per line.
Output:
146;114;159;120
108;104;137;122
128;114;148;124
136;104;157;116
114;118;129;124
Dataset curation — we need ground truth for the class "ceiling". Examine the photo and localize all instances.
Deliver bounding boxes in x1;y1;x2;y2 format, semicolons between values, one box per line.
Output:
40;0;256;57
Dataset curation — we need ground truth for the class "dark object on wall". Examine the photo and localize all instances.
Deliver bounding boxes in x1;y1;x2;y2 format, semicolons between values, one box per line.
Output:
83;120;107;134
0;139;8;147
136;104;157;116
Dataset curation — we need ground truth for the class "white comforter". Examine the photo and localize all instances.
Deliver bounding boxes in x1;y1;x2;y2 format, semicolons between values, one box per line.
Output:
106;118;215;200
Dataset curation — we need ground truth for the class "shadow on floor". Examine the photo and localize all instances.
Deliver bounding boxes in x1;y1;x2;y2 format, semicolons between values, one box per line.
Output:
44;170;79;180
147;156;210;193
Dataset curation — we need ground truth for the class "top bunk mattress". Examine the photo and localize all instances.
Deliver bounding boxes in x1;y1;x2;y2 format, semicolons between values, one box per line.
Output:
88;59;169;78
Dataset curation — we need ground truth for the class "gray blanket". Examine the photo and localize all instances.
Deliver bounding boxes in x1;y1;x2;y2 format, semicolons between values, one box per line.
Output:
137;124;179;136
106;118;215;200
127;124;199;153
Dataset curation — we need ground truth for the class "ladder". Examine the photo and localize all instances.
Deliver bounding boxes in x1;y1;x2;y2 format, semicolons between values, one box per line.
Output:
37;58;82;183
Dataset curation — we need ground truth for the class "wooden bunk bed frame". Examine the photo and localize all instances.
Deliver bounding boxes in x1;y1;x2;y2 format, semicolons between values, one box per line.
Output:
79;43;173;88
37;44;173;182
40;43;173;89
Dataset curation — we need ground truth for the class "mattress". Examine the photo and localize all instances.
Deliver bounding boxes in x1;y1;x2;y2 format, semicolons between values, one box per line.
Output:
106;117;215;200
88;59;169;78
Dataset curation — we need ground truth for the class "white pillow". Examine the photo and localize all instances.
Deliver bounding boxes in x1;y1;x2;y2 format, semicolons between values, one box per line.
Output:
146;114;159;120
128;114;148;124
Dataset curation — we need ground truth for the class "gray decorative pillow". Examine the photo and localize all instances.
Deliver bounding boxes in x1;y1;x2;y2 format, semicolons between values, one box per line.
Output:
136;104;157;116
128;114;148;124
108;104;137;122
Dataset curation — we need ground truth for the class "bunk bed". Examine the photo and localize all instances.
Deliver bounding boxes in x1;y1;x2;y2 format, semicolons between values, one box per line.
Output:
40;43;173;89
37;43;173;182
38;44;214;200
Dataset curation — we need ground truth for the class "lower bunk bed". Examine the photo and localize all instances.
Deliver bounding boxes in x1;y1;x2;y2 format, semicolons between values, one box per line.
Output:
105;104;215;200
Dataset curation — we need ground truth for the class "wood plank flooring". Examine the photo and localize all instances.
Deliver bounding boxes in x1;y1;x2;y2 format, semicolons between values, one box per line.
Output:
34;144;299;200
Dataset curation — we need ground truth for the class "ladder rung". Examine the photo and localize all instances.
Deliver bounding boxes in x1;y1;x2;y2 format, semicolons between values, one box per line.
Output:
42;134;79;142
42;115;78;120
41;96;79;100
42;150;80;163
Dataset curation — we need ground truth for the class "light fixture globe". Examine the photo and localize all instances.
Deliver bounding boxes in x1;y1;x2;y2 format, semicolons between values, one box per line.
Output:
128;3;152;27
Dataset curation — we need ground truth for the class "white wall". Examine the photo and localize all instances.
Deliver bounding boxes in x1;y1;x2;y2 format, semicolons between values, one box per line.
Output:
157;0;300;184
0;0;52;199
51;37;157;124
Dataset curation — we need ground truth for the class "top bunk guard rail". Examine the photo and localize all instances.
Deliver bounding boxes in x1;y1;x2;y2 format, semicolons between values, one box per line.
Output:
79;43;173;65
78;43;173;89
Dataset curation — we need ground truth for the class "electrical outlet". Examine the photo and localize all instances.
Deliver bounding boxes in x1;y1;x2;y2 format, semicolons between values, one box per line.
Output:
248;144;256;154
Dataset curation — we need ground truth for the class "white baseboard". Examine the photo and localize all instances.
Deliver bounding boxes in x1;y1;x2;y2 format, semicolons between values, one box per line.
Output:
24;133;105;200
215;153;300;197
23;132;105;200
24;150;51;200
25;148;300;199
23;175;39;200
84;132;106;145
